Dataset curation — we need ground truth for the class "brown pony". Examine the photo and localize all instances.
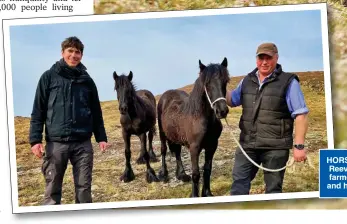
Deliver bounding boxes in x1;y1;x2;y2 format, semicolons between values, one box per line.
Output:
157;58;230;197
113;71;158;183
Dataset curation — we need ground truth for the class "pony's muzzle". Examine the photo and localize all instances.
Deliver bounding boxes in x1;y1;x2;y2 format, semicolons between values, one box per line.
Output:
215;103;229;119
119;104;128;115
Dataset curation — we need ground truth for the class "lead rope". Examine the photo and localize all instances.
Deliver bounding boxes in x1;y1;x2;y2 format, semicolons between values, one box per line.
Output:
204;86;315;173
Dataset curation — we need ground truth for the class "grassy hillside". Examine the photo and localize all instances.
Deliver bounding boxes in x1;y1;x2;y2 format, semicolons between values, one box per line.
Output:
94;0;346;14
14;71;326;206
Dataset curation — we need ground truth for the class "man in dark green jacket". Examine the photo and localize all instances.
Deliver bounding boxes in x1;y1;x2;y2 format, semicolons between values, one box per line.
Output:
29;36;108;205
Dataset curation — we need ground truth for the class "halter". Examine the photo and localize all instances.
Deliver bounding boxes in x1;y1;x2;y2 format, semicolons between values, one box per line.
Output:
204;86;226;109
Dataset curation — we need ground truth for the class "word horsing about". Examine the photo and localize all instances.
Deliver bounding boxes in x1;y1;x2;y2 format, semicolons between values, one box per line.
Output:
326;156;347;163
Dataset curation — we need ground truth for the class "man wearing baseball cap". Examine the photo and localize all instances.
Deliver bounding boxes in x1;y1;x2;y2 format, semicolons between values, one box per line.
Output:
226;42;309;195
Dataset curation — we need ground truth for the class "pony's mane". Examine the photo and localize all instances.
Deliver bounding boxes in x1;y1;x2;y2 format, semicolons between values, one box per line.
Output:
182;63;230;115
116;74;147;115
116;74;138;93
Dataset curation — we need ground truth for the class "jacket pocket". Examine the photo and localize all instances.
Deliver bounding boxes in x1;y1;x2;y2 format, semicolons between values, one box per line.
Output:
47;90;58;125
41;143;54;183
280;119;284;138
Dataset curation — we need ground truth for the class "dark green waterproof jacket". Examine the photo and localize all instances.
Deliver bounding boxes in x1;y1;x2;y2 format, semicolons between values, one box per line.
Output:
29;59;107;146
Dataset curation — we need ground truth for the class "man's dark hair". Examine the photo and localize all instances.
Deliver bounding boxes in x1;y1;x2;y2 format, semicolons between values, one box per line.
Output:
61;36;84;53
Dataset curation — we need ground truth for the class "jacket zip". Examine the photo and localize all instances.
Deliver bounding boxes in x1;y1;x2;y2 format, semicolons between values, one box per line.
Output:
71;80;75;129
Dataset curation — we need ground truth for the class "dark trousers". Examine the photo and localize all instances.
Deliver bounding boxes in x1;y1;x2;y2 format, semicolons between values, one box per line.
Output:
230;147;289;195
41;139;94;205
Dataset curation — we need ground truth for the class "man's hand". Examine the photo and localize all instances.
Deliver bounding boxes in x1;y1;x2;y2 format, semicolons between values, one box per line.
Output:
31;143;44;159
293;148;307;162
99;141;107;152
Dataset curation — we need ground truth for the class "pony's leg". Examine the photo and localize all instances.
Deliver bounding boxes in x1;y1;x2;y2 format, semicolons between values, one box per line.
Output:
201;143;217;197
190;144;201;197
136;142;147;165
148;127;158;162
168;143;191;182
120;130;135;182
139;132;159;183
158;132;169;182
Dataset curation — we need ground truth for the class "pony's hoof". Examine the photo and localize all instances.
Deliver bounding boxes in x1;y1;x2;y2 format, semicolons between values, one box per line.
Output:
146;168;159;183
201;191;214;197
177;173;191;182
136;155;146;164
190;192;199;198
120;167;135;183
158;169;169;183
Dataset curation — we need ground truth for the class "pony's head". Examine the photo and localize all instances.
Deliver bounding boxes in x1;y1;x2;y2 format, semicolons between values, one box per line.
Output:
113;71;135;115
199;57;230;119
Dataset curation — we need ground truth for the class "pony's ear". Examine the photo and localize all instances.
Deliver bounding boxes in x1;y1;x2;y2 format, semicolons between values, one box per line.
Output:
221;57;228;67
199;60;206;72
113;71;118;81
128;71;133;81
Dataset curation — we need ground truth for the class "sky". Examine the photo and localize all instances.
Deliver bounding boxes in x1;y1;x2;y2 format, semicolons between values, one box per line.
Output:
9;9;324;117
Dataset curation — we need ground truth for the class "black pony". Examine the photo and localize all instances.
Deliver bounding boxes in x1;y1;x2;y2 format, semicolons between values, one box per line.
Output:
157;58;230;197
113;71;158;183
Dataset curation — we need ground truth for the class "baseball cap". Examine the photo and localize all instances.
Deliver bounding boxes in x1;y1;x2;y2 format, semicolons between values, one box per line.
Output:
256;42;278;57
